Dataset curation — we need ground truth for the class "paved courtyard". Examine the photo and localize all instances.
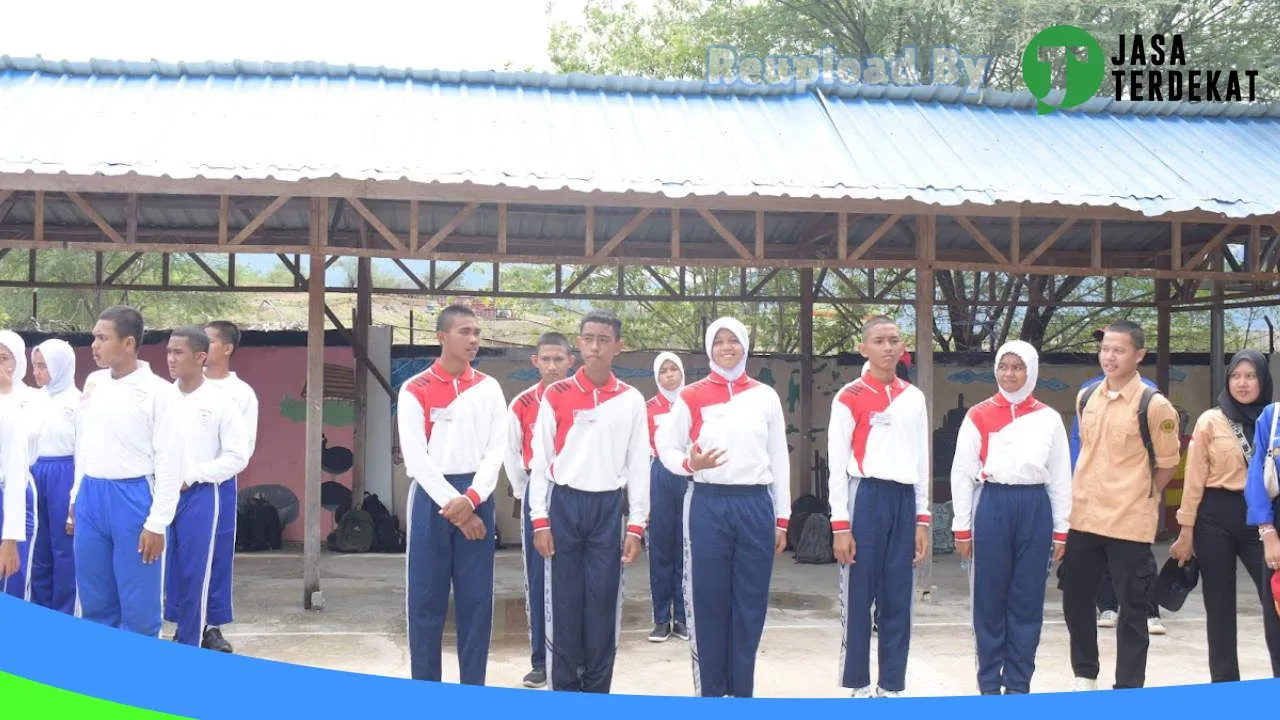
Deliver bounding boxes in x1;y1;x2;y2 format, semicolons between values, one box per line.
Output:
194;544;1278;696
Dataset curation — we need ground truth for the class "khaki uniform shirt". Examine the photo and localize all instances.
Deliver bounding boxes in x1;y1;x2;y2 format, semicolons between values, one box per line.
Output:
1070;373;1181;543
1176;408;1249;526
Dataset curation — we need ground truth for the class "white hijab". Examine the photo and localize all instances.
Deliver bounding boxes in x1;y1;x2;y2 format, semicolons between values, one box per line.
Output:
652;351;685;403
994;340;1039;405
0;330;28;390
705;317;750;382
34;339;76;395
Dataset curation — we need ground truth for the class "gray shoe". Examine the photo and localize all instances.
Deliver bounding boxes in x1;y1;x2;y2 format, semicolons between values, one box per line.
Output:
522;668;547;688
648;622;672;642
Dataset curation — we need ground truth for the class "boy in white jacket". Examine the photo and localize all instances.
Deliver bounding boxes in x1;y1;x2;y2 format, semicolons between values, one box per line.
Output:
827;316;931;698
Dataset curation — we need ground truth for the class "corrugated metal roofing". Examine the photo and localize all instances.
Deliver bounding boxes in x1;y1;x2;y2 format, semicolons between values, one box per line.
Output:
1;56;1278;218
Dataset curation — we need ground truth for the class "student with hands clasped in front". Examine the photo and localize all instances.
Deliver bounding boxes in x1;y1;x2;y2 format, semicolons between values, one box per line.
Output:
950;341;1071;696
654;316;790;698
826;315;931;698
398;304;508;686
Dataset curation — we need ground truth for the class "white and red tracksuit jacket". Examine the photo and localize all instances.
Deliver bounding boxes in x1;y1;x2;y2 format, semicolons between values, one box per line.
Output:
527;368;650;538
826;374;931;533
397;361;507;510
646;394;675;457
503;382;545;500
653;373;792;528
949;395;1072;542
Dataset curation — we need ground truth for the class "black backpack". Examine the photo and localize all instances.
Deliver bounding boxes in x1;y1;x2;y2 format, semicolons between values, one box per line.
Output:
237;496;283;552
362;493;405;553
1078;382;1160;496
794;513;836;564
787;494;828;552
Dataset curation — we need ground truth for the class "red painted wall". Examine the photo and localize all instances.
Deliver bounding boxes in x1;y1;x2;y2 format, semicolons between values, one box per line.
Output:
67;342;355;544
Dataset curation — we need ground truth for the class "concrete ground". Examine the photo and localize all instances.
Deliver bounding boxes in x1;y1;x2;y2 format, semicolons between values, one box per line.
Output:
198;544;1279;696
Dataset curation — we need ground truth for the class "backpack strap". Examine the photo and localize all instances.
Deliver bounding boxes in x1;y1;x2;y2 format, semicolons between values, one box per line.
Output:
1077;382;1099;420
1137;386;1157;478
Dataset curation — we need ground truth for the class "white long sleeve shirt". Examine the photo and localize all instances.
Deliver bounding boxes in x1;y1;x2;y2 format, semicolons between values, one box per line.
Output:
1;384;45;464
35;386;81;458
826;374;931;533
1;413;32;541
503;383;545;501
396;362;507;509
654;373;792;527
174;380;251;487
203;371;259;460
527;368;650;536
949;396;1072;540
72;362;184;535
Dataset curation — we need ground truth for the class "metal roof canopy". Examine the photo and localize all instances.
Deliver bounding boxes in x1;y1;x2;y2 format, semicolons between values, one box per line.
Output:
3;57;1278;607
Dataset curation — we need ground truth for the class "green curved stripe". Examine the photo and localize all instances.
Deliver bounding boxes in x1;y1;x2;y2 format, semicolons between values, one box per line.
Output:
0;671;191;719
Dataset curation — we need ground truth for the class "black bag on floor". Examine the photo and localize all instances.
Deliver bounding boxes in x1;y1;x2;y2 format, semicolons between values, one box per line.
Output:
794;513;836;564
788;494;828;551
361;493;403;553
237;496;283;552
328;508;374;553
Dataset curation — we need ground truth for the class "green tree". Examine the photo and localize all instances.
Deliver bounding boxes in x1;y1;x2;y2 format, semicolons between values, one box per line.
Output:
548;0;1276;351
0;250;250;331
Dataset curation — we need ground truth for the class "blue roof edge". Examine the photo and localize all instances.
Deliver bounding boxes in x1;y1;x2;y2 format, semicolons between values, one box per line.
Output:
3;55;1277;119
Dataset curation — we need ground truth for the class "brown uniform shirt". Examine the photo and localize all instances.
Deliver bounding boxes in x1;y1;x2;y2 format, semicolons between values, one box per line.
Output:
1070;373;1181;544
1176;408;1250;526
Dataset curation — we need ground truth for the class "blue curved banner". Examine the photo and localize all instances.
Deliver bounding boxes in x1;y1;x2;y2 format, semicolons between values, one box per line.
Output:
0;592;1273;717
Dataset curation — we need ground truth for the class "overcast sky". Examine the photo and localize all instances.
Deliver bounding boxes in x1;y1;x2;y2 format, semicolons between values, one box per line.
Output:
3;0;604;72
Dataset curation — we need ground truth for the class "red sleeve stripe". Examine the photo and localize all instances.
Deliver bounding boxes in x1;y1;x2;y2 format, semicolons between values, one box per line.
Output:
916;515;931;524
831;520;851;532
775;518;789;530
531;518;550;530
626;524;646;538
1053;532;1068;543
464;489;482;509
954;530;972;541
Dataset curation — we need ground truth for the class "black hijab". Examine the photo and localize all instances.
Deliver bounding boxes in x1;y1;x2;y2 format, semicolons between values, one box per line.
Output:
1218;349;1273;439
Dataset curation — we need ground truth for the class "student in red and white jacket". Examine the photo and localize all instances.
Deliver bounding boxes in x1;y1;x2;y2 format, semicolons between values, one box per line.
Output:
827;315;930;698
528;309;649;695
645;351;687;643
502;331;575;690
950;340;1071;695
654;317;790;698
397;305;508;687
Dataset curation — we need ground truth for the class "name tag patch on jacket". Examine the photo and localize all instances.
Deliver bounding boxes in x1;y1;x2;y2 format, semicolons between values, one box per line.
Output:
870;411;892;428
573;408;598;424
430;407;452;423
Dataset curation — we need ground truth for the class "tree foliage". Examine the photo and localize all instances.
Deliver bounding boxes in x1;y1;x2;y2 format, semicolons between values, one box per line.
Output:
546;0;1276;352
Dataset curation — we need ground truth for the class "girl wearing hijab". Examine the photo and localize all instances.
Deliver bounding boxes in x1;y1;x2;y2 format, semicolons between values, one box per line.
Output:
28;339;81;614
950;340;1071;695
1182;350;1280;681
0;330;39;600
654;317;790;698
646;351;688;643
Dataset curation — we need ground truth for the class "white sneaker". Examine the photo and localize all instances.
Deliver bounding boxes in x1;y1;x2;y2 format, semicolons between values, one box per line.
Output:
1073;677;1098;691
1148;617;1167;635
851;686;875;698
876;688;903;698
1097;610;1118;628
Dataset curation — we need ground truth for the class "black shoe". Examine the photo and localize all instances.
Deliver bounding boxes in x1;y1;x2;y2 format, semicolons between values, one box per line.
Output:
202;627;234;653
672;621;690;640
980;689;1001;695
1004;688;1028;695
647;622;672;642
522;668;547;688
